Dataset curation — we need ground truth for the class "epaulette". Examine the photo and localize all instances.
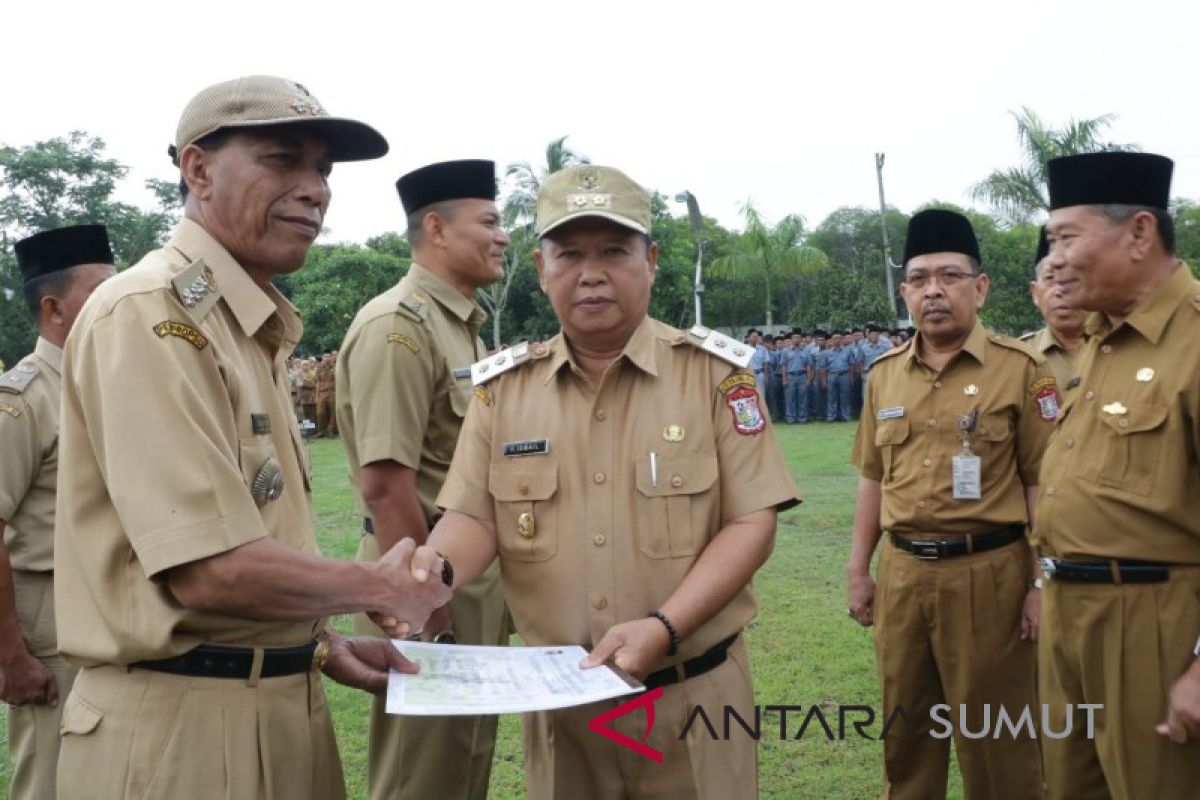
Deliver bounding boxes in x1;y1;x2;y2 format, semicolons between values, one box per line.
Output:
987;331;1046;364
685;325;753;368
472;342;532;386
397;289;431;324
171;257;221;323
871;338;910;368
0;362;39;394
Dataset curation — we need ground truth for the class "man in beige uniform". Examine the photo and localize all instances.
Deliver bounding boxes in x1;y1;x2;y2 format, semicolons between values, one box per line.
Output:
52;75;450;800
315;352;338;436
1;225;115;800
1036;152;1200;799
400;165;800;799
337;159;511;799
846;209;1055;799
1020;226;1085;387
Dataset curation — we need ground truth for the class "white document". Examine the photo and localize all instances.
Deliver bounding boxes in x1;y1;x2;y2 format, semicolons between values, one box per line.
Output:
386;641;644;716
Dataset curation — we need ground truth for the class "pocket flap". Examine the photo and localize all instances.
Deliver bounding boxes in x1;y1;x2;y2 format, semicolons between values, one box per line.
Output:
489;462;559;501
60;693;103;735
1099;403;1168;435
636;455;718;497
875;418;910;447
975;411;1011;442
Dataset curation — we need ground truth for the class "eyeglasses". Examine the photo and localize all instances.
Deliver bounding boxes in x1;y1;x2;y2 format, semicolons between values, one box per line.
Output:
904;268;980;290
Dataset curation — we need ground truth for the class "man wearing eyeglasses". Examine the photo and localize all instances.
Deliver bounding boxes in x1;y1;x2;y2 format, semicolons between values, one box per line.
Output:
846;209;1055;799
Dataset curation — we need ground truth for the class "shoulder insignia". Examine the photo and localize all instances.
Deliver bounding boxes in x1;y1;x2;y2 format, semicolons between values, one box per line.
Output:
153;320;209;350
171;258;221;322
989;331;1044;363
871;340;909;368
386;333;421;353
718;373;757;394
0;363;39;394
398;290;431;323
472;342;530;386
0;401;21;417
686;325;753;368
473;386;492;406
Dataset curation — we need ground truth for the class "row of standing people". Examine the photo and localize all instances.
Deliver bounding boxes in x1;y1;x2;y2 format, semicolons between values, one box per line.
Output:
287;352;339;437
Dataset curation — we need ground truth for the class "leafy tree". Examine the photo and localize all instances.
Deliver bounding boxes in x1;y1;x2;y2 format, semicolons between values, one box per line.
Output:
1171;199;1200;277
784;268;894;331
707;201;827;327
503;136;590;223
970;108;1137;226
808;205;909;320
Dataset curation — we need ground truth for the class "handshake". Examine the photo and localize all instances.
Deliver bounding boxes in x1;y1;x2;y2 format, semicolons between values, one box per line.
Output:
366;539;456;640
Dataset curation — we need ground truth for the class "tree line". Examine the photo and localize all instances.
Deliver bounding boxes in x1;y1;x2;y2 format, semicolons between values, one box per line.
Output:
4;115;1200;367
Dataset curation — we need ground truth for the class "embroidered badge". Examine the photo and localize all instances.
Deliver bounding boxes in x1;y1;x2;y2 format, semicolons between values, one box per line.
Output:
1035;387;1060;421
725;386;766;435
153;321;209;350
718;373;757;394
1029;377;1056;395
877;406;906;420
0;402;19;418
386;333;420;353
473;386;492;406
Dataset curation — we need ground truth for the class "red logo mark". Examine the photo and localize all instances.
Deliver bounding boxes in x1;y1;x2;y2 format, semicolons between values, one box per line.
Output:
587;687;664;763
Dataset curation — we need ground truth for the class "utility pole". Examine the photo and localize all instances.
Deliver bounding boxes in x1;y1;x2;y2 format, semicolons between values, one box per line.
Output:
875;153;899;319
675;191;705;326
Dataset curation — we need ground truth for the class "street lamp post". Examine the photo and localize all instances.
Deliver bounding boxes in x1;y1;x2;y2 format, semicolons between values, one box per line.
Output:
674;190;705;326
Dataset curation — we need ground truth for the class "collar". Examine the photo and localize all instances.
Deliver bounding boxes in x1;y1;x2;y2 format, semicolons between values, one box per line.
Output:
34;337;63;374
906;318;988;370
1031;326;1066;355
542;316;661;385
1085;264;1198;344
408;263;486;325
169;219;302;344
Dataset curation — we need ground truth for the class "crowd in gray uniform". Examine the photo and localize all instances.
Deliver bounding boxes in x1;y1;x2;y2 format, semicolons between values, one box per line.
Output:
745;324;912;424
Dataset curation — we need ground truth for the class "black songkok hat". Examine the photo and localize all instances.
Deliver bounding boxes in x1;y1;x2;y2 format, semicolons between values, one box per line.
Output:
15;224;113;284
396;159;497;216
902;209;980;265
1034;226;1049;267
1046;152;1173;211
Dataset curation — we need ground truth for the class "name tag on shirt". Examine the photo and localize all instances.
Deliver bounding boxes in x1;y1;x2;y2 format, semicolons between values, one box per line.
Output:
877;407;905;420
503;439;550;457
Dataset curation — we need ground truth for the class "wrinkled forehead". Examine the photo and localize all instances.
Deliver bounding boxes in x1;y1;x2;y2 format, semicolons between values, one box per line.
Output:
905;251;975;276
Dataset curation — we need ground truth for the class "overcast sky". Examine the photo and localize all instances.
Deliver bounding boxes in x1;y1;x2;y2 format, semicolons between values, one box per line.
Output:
5;0;1196;244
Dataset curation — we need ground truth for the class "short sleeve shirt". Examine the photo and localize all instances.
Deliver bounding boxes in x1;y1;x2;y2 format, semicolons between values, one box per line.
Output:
55;219;320;665
1022;327;1077;390
0;338;63;572
852;320;1057;536
437;317;801;664
1034;266;1200;561
336;264;486;524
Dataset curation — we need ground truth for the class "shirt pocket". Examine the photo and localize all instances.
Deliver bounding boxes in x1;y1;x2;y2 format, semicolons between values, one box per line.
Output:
874;418;910;482
488;462;559;562
634;454;719;559
1089;403;1168;496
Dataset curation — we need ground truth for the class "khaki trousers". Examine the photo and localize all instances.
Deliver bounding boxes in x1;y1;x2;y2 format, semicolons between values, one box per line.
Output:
1039;567;1200;800
873;539;1043;800
316;396;337;436
354;532;508;800
523;636;757;800
56;663;343;799
7;571;77;800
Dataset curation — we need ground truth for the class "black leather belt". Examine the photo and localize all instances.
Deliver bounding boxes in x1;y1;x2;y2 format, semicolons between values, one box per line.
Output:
890;524;1025;561
132;642;317;679
364;517;374;534
1039;556;1170;584
643;633;738;691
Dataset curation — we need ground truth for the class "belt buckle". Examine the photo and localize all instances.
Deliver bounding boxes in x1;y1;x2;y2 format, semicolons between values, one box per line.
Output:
1039;556;1057;579
911;541;941;560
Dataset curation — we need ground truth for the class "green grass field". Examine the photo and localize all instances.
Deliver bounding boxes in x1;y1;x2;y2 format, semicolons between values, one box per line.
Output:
1;422;967;799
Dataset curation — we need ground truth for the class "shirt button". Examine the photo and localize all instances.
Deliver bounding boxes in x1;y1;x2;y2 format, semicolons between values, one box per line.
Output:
917;500;928;509
1084;391;1095;401
593;534;606;546
518;484;529;497
1118;418;1129;428
594;409;607;421
927;418;937;428
671;475;684;488
923;458;932;467
933;381;942;389
593;472;606;484
1066;438;1075;449
593;596;608;610
1101;345;1113;354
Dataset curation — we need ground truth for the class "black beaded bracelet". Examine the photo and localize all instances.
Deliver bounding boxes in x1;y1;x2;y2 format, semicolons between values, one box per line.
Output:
648;610;679;656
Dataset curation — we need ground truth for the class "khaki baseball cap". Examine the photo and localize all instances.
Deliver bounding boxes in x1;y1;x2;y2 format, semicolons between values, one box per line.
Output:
172;75;388;166
536;165;651;237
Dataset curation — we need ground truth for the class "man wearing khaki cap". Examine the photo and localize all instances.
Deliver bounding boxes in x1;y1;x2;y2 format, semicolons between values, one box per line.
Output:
337;159;511;799
1035;151;1200;799
52;75;451;800
1;225;115;800
400;165;801;798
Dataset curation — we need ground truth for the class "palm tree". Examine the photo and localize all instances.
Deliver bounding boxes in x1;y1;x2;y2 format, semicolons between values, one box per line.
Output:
478;137;591;347
971;107;1138;226
708;201;828;328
